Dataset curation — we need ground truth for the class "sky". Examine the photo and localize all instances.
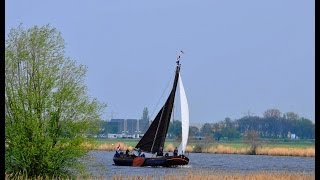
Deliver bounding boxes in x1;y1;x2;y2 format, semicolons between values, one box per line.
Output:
5;0;315;124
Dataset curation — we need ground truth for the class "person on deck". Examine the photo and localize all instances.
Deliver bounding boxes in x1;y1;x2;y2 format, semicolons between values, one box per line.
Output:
115;145;121;157
115;150;120;157
125;149;129;157
138;148;142;157
157;146;164;156
173;147;178;156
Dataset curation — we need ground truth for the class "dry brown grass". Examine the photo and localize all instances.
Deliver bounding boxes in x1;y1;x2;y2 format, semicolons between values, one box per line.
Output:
82;142;135;151
183;143;315;157
96;142;134;151
6;171;314;180
165;143;175;152
108;171;314;180
256;147;315;157
82;142;315;157
185;145;193;152
81;141;95;150
86;142;184;152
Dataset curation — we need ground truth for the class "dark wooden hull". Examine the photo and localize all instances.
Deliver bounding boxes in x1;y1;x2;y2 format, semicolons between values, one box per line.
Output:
113;155;189;167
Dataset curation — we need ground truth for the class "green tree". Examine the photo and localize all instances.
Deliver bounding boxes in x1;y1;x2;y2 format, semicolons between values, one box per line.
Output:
5;25;106;178
224;117;232;128
189;126;200;137
200;123;213;137
168;120;182;139
285;112;299;120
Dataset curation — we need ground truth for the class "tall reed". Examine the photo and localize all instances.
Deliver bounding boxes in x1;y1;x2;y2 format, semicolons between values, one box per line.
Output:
6;171;314;180
81;141;315;157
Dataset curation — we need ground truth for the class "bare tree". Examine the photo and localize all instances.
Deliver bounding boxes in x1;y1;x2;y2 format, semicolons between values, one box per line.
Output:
263;108;282;119
243;130;261;155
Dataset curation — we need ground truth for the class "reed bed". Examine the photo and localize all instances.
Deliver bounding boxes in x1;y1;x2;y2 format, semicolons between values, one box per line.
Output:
164;143;175;152
6;171;314;180
159;171;314;180
82;142;134;151
256;147;315;157
81;142;315;157
200;145;315;157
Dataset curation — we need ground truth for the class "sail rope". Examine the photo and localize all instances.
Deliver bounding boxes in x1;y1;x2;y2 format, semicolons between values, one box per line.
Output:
151;67;172;153
149;69;175;119
139;68;175;135
142;52;185;135
150;100;166;154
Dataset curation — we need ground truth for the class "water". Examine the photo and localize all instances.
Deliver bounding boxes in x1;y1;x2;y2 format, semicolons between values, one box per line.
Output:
82;151;315;177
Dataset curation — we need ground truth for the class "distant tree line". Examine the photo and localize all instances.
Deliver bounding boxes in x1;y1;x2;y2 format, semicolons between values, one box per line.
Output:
186;108;314;140
98;108;314;141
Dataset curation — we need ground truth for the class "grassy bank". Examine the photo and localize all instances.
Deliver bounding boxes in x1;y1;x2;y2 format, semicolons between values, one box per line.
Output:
6;171;315;180
81;138;315;157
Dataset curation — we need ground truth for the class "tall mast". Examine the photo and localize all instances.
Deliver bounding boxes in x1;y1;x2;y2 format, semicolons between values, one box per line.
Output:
135;63;180;153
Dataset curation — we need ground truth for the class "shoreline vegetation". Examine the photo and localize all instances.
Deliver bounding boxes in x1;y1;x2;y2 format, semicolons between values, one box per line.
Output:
81;139;315;157
5;171;315;180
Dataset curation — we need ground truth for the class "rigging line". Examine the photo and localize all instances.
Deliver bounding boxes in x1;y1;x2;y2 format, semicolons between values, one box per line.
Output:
139;70;174;135
150;68;176;154
149;67;176;121
151;101;166;154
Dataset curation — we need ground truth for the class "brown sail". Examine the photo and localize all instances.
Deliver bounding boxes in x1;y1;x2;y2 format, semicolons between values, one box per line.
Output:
135;65;180;153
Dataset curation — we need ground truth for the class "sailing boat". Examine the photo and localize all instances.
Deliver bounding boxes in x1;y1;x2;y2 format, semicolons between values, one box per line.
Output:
113;61;189;167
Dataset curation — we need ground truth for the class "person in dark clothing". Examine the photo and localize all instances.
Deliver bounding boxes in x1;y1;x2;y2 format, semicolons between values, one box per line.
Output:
114;145;121;157
115;150;120;157
125;149;129;157
173;147;178;156
157;146;163;156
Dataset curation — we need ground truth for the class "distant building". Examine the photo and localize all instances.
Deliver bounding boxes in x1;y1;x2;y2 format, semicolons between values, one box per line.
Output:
126;119;137;134
106;118;149;138
107;121;120;134
108;133;123;139
288;131;298;140
110;119;125;133
139;118;150;134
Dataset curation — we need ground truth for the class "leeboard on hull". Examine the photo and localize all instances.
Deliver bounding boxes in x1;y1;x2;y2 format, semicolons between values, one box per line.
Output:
113;155;189;167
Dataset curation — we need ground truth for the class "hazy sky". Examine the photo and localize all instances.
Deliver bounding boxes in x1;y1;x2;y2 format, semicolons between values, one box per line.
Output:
6;0;314;124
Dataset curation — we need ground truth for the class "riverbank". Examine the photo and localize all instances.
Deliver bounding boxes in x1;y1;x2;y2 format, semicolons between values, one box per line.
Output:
81;139;315;157
107;171;315;180
5;171;315;180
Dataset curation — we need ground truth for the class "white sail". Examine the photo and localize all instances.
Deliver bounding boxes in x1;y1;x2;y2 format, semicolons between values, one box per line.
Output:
178;74;189;155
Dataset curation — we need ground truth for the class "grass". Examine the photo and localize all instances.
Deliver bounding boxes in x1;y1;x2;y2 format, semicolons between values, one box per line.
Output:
82;138;315;157
5;171;315;180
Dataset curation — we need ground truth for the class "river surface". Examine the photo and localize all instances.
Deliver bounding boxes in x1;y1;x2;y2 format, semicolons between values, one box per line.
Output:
81;151;315;177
